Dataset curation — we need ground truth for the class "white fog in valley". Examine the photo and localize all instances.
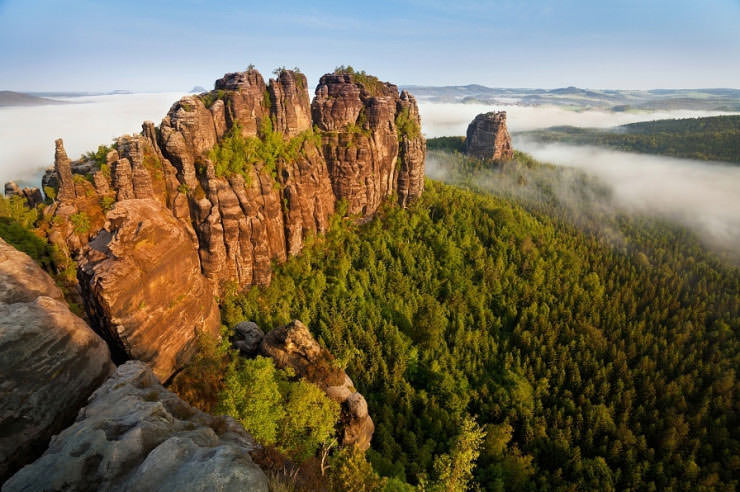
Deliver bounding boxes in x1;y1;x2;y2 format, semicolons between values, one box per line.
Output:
420;101;740;257
417;101;739;137
0;93;184;187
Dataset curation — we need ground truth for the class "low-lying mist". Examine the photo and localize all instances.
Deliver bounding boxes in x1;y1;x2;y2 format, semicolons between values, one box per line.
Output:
420;102;740;260
516;140;740;252
417;101;739;137
0;93;183;187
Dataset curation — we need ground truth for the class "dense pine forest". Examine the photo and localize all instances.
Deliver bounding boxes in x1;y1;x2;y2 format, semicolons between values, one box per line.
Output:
216;148;740;490
519;115;740;163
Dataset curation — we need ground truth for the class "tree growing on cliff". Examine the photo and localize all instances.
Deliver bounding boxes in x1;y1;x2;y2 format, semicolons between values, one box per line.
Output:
216;354;340;461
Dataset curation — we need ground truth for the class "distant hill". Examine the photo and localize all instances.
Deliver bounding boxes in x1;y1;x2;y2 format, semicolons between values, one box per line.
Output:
0;91;67;107
190;86;207;93
402;84;740;111
518;115;740;163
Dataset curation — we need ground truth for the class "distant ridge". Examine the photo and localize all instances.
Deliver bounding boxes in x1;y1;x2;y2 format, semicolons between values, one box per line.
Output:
0;91;68;107
400;85;740;111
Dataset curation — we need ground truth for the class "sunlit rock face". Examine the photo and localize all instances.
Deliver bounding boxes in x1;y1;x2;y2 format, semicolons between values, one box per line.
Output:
465;111;513;160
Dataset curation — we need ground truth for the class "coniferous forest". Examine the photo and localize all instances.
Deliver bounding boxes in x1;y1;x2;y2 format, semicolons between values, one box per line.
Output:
212;148;740;490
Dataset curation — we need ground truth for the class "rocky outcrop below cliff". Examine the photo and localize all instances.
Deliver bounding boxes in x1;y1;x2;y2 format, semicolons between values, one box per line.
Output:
464;111;513;160
235;320;375;451
33;67;425;380
0;238;114;482
77;199;221;381
3;361;269;492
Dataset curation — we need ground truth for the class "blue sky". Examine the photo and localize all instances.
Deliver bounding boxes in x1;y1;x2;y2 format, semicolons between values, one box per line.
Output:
1;0;739;91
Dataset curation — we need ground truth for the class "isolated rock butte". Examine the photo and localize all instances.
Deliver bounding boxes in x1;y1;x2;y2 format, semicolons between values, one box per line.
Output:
77;199;220;382
0;238;114;482
3;361;269;492
260;320;375;451
464;111;513;160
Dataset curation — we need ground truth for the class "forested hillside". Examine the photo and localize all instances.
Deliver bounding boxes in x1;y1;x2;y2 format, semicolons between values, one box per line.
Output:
4;147;738;490
519;115;740;163
220;154;740;490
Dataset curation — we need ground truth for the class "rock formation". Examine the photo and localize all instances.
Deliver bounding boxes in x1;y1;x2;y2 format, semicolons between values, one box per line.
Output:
3;361;269;492
258;320;375;451
34;67;424;380
3;182;42;207
312;73;425;216
464;111;513;161
0;238;114;482
77;199;220;382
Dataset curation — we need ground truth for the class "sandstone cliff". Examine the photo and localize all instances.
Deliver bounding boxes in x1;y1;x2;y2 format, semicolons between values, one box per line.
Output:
464;111;513;161
77;199;221;382
3;361;269;492
35;67;425;380
0;238;114;482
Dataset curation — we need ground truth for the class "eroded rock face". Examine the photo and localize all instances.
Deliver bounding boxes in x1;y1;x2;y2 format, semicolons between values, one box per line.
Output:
312;73;425;217
464;111;513;161
260;320;375;451
3;361;269;492
77;199;220;381
0;239;114;482
269;70;312;137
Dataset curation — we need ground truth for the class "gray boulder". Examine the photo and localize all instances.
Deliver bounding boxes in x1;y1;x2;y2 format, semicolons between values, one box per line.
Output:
0;238;115;482
3;361;269;492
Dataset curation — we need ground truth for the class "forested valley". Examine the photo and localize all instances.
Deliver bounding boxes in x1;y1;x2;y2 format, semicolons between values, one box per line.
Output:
518;115;740;163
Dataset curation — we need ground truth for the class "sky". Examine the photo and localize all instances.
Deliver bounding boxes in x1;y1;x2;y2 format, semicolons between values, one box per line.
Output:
1;0;739;92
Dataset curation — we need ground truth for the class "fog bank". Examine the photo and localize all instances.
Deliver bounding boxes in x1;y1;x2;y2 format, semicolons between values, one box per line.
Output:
418;101;739;138
420;101;740;258
515;140;740;251
0;93;183;188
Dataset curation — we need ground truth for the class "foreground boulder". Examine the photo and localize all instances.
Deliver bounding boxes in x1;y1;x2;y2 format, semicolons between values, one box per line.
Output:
464;111;513;160
259;320;375;451
78;199;220;382
0;239;114;482
3;361;269;492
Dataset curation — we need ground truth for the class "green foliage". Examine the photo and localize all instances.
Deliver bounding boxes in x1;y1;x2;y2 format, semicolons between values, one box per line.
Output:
43;186;57;202
263;89;272;110
69;212;90;234
217;356;285;446
83;144;111;167
99;163;111;180
431;416;485;492
222;171;740;490
217;353;340;461
330;446;388;492
279;379;341;461
199;89;226;109
426;136;466;153
522;115;740;163
333;65;385;97
0;195;79;302
209;120;320;182
0;194;38;229
100;195;115;212
170;327;231;413
395;107;421;142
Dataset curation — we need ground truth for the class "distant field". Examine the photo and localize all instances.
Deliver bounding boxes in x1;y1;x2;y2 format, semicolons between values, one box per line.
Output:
517;115;740;163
